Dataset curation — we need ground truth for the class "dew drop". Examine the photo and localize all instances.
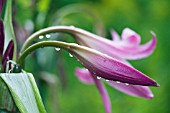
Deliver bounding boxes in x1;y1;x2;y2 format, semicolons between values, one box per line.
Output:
55;48;60;51
46;34;51;38
70;25;75;28
125;83;129;85
85;69;88;71
69;53;73;57
97;76;101;79
106;79;110;82
116;81;120;83
39;35;44;39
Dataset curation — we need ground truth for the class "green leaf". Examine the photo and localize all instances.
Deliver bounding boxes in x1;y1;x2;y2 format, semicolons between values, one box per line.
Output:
4;0;17;61
0;73;47;113
0;77;18;112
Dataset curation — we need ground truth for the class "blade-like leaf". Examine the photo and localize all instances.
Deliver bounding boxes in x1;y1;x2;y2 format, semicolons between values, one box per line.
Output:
0;77;18;112
4;0;17;61
0;73;47;113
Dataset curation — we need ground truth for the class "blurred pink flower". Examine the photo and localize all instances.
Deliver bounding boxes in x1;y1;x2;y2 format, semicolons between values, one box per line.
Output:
74;28;157;113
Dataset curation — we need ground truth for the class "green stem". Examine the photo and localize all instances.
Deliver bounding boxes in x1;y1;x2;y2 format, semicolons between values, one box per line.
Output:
20;26;75;52
18;41;73;65
20;26;102;53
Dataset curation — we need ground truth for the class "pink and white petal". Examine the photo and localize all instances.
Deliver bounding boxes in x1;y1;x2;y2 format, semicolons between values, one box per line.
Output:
92;75;111;113
75;67;153;99
98;33;156;60
75;68;94;84
68;44;159;86
75;68;111;113
121;28;141;46
71;28;156;60
110;29;120;42
107;81;153;99
119;33;156;59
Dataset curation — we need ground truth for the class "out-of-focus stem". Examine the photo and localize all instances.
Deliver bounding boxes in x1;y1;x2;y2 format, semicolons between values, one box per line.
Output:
18;41;71;65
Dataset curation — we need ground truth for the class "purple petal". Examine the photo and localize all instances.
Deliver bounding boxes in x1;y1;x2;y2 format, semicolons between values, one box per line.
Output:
66;26;156;60
121;28;141;46
92;75;111;113
75;68;111;113
75;68;153;99
75;68;94;84
0;19;4;56
110;29;120;42
2;40;14;71
107;81;153;99
69;44;158;86
0;0;4;15
115;33;156;59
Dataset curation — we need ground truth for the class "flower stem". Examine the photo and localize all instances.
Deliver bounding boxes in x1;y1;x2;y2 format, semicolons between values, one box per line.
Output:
18;41;71;65
20;26;97;53
21;26;73;52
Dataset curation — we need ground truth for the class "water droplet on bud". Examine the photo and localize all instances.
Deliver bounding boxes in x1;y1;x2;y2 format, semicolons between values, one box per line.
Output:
125;83;129;85
106;79;109;82
97;76;101;79
46;34;51;38
55;48;60;51
69;53;73;57
116;81;120;83
39;35;44;39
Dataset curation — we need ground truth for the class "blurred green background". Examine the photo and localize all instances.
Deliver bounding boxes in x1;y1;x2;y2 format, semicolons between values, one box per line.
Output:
12;0;169;113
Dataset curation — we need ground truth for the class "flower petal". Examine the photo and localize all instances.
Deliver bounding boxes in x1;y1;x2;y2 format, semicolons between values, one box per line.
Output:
92;75;111;113
107;81;153;99
116;32;156;59
0;19;4;57
110;29;120;42
121;28;141;46
2;40;14;71
75;68;111;112
75;68;153;99
68;43;158;86
69;26;156;60
75;68;94;84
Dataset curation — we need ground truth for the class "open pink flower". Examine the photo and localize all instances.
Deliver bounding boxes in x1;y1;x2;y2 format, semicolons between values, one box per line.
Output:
72;27;156;60
74;28;157;113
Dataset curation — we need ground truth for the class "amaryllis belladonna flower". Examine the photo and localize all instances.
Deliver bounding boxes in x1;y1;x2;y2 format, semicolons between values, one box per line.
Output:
74;28;157;113
21;26;158;113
